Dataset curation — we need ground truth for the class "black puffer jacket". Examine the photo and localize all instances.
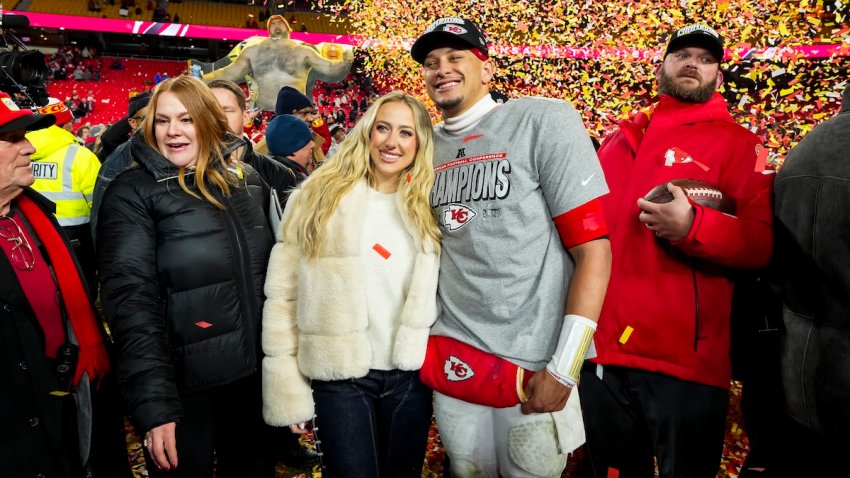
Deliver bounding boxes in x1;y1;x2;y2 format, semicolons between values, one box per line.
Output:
96;136;274;433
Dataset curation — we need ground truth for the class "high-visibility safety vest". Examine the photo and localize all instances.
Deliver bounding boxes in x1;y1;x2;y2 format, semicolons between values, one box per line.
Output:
26;125;101;227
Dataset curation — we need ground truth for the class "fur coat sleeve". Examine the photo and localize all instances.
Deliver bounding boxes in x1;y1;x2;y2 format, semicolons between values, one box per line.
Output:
262;189;314;427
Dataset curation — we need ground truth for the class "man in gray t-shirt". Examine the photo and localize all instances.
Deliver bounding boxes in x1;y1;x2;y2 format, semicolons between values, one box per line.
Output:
412;17;612;478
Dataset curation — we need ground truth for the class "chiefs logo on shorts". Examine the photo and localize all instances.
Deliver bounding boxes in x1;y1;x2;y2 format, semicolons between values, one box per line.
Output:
444;355;475;382
442;204;477;231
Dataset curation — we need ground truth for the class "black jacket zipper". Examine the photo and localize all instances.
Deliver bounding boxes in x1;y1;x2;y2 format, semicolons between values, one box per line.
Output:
692;267;700;351
220;195;259;370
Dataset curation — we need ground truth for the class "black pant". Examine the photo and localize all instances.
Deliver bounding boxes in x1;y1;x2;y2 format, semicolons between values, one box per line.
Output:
578;363;729;478
145;374;274;478
762;413;848;478
89;373;132;477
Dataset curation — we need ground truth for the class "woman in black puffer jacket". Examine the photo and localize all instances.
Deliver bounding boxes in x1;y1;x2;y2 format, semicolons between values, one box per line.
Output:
96;76;275;477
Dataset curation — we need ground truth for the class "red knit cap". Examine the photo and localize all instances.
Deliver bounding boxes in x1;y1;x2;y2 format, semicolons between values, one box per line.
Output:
37;98;74;126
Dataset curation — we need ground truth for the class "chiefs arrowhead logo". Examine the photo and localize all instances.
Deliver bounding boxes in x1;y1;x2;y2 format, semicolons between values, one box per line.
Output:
443;204;477;231
443;25;468;35
444;355;475;382
664;146;710;172
664;147;692;166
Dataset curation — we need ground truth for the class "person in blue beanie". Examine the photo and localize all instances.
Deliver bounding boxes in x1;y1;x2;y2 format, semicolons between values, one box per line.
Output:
265;114;315;190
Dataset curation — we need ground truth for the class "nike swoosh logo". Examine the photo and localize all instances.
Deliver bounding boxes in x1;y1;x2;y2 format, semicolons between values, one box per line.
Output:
581;174;594;186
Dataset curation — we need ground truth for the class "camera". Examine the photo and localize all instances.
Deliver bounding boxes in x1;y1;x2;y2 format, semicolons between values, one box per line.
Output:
0;14;50;108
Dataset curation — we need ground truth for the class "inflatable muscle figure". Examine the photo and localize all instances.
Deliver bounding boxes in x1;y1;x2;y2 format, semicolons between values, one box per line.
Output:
195;15;353;111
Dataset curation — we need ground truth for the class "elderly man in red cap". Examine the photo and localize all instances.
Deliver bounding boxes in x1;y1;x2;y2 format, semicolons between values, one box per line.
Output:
203;14;353;111
0;91;112;477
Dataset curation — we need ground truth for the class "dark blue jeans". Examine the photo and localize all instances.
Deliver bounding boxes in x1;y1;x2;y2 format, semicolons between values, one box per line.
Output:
312;369;433;478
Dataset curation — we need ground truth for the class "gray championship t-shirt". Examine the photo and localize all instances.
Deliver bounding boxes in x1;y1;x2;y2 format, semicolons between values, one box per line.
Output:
430;97;608;370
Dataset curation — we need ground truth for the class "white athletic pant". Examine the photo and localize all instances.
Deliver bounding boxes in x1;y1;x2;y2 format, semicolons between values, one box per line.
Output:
433;391;585;478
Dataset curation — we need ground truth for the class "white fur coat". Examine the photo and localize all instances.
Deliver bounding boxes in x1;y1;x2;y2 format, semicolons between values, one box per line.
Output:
262;180;440;426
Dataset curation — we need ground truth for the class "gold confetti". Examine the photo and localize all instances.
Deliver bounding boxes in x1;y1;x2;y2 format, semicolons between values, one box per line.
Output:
309;0;850;164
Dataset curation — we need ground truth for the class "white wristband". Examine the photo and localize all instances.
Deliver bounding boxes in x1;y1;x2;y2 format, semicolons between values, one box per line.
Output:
546;314;597;387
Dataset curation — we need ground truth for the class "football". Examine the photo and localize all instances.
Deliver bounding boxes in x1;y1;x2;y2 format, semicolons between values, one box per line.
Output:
644;179;735;214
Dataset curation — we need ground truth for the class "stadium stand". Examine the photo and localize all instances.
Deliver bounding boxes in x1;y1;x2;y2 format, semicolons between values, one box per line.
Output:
46;58;186;127
26;0;348;33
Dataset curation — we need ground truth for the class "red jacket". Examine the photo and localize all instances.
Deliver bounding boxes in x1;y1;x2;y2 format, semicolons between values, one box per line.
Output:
311;117;332;154
594;93;774;388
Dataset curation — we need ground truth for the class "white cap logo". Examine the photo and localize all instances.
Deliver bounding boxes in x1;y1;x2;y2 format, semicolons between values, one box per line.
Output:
2;98;20;111
676;24;719;39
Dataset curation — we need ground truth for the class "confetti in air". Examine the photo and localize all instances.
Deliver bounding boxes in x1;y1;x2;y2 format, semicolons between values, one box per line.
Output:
316;0;849;168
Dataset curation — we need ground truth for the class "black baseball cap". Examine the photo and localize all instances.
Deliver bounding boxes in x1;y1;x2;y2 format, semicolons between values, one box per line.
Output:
411;17;489;64
128;90;152;118
665;24;724;62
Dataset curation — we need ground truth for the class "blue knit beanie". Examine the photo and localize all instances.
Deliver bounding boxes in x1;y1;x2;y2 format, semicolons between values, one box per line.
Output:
275;86;313;116
266;115;313;157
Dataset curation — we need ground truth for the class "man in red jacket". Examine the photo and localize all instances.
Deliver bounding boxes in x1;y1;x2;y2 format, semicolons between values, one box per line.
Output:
578;25;774;478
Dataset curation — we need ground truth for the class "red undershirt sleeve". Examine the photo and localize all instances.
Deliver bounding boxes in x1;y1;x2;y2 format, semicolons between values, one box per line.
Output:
552;199;609;249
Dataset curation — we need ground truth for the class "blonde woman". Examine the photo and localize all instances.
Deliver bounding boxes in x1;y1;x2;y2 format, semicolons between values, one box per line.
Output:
263;91;440;477
97;76;276;477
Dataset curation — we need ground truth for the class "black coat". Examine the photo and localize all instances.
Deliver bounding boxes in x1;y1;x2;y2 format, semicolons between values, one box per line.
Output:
96;137;274;433
774;86;850;446
1;189;83;478
96;117;131;162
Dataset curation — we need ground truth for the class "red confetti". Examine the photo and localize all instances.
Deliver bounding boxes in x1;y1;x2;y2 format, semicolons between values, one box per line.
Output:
195;321;213;329
754;144;769;172
373;243;391;259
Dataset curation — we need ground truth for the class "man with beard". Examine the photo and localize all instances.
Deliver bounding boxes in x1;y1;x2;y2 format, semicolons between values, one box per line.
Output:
577;25;774;478
203;15;353;111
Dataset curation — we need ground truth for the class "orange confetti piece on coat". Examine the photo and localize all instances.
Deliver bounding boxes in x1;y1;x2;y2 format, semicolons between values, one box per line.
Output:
754;144;769;172
195;321;213;329
373;243;391;259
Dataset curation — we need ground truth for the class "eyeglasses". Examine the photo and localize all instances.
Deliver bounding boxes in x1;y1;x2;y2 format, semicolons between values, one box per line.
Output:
0;216;36;271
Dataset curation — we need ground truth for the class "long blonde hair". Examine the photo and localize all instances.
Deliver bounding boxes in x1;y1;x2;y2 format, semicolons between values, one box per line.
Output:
286;91;440;257
141;75;236;209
